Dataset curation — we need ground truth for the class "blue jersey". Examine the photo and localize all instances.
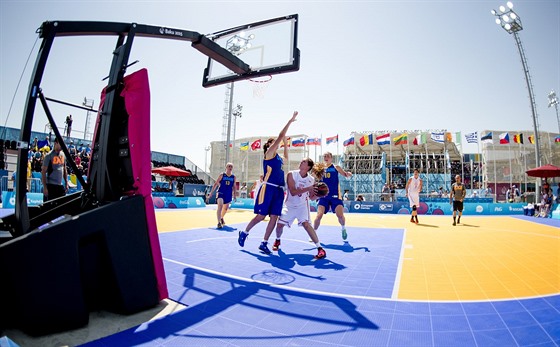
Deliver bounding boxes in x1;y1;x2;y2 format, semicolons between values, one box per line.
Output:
262;154;285;187
254;154;285;216
217;173;235;203
321;164;340;198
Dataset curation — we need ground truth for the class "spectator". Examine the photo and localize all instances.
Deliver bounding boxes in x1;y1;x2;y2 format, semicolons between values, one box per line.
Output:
41;137;69;201
343;189;349;201
240;183;247;198
65;114;73;138
381;184;390;201
356;194;364;202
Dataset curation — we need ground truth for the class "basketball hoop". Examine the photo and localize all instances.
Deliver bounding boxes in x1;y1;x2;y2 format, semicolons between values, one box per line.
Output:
249;75;272;99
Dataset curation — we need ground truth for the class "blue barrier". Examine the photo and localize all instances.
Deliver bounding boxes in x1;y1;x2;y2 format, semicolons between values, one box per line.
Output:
152;196;205;209
2;191;44;208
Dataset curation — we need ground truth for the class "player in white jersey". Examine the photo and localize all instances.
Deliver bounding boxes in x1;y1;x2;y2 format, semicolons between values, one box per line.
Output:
259;158;326;260
405;169;423;224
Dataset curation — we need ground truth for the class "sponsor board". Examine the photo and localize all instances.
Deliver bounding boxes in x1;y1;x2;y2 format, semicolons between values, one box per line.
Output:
153;196;205;209
2;191;44;208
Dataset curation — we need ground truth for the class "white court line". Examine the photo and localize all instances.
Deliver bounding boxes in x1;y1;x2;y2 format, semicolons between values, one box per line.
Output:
391;228;407;299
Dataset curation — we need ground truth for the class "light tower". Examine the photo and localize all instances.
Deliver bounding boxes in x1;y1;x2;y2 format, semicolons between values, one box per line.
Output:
222;33;254;166
548;90;559;134
491;1;542;195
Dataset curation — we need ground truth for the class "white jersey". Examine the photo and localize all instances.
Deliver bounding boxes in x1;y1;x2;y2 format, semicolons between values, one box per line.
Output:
407;176;421;195
285;170;315;208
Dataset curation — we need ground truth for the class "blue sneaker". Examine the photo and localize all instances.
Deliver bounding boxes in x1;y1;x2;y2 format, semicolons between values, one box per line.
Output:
238;231;248;247
341;228;348;241
259;242;271;255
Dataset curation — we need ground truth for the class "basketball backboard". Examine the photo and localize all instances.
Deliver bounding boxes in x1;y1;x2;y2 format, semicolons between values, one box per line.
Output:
201;14;299;87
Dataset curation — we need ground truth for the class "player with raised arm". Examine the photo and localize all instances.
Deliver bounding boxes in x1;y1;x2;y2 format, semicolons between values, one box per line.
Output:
237;111;298;248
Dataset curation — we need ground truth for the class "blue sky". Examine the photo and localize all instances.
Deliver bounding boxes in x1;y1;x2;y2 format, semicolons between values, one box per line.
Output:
1;0;558;171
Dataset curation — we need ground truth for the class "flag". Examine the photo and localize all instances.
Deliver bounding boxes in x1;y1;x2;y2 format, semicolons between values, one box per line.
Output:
240;141;249;151
250;139;261;151
431;132;445;143
376;133;391;145
527;135;534;144
292;137;305;147
343;137;355;147
455;132;462;145
280;137;291;148
555;135;560;144
465;132;478;144
326;135;338;145
413;133;427;146
393;133;408;145
481;132;493;144
360;134;373;146
513;134;523;144
445;132;452;142
306;137;321;146
499;132;510;144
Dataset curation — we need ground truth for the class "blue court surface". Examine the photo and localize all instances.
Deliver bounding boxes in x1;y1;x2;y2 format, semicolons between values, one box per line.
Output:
81;220;560;347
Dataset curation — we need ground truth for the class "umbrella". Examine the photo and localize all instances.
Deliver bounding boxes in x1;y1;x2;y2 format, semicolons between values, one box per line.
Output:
152;166;191;177
526;164;560;178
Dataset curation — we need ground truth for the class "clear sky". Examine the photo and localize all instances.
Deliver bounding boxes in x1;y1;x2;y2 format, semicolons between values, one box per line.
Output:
1;0;559;172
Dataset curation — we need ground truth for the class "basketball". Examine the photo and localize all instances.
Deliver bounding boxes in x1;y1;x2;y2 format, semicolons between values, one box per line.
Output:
315;182;329;197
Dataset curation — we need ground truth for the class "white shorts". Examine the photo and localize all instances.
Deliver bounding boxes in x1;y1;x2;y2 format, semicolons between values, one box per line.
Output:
278;204;310;228
408;193;420;208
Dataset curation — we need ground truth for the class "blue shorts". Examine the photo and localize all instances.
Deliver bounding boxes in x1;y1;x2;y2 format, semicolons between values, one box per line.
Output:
217;191;233;204
317;195;343;213
254;184;284;216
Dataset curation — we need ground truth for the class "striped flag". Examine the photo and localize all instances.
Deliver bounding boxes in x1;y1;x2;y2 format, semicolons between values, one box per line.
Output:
306;137;321;146
280;137;291;148
527;135;535;144
465;132;478;144
292;137;305;147
343;137;355;147
413;133;427;146
240;141;249;151
376;133;391;145
513;134;523;144
555;135;560;144
360;134;373;146
393;133;408;145
326;135;338;145
481;132;493;144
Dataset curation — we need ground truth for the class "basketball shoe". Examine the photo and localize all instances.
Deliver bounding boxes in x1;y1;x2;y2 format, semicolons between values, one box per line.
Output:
238;231;248;247
259;242;271;255
314;247;326;260
272;239;281;251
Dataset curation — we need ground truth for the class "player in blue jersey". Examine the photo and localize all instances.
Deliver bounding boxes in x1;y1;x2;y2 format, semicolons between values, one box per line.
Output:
206;162;237;229
238;111;298;248
312;151;352;240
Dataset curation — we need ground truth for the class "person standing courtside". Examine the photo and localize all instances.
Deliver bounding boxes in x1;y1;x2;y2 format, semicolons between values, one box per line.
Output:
65;114;73;138
206;163;237;229
41;137;69;201
405;169;423;224
450;174;466;226
313;151;353;241
238;111;298;248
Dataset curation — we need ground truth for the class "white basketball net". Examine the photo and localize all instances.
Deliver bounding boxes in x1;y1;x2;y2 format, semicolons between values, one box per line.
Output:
249;75;272;99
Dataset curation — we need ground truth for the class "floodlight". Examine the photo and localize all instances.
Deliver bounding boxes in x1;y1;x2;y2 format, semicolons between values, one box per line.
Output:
507;1;513;9
499;5;506;12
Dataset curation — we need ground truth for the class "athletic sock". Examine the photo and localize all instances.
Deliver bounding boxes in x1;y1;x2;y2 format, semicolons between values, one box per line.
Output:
314;242;321;248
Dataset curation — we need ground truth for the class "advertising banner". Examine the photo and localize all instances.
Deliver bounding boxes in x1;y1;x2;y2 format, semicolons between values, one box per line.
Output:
1;191;44;208
153;196;205;209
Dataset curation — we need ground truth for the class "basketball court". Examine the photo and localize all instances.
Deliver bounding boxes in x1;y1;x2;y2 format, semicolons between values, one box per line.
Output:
72;209;559;346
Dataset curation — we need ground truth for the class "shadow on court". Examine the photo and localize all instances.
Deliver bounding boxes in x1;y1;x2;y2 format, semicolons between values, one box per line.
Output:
83;267;379;345
321;242;371;253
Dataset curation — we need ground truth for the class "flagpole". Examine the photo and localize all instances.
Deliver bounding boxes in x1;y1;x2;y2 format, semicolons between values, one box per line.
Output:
493;142;497;203
425;137;429;192
508;139;512;190
477;133;481;192
371;138;374;199
390;133;393;189
336;134;339;159
353;134;357;197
